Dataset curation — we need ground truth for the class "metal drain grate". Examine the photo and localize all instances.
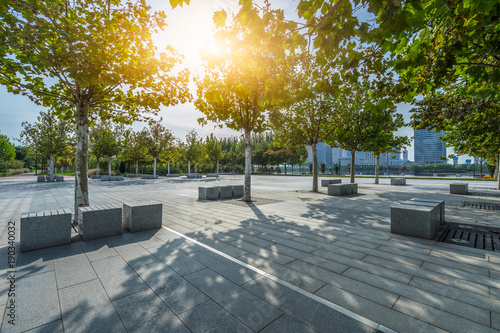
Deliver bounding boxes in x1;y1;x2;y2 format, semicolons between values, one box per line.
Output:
472;187;498;191
460;201;500;210
469;192;500;198
438;223;500;252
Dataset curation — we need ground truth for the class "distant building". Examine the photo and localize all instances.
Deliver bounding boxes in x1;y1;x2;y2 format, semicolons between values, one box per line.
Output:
453;157;459;165
414;130;447;163
306;142;333;167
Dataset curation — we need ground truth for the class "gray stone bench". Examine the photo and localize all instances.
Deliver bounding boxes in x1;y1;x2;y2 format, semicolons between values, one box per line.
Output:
233;185;244;198
20;209;72;252
199;185;244;200
165;174;180;177
327;183;358;196
390;178;406;185
123;201;162;232
141;175;158;179
187;174;203;179
199;187;219;200
78;204;123;241
409;198;445;225
391;204;439;239
101;176;124;181
90;175;102;179
37;175;46;182
450;182;468;195
321;179;342;187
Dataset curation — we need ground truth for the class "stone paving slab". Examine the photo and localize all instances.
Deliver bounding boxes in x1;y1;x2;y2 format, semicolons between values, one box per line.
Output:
1;175;499;332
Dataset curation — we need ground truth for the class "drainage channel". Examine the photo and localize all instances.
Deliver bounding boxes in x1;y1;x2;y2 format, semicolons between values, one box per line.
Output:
460;201;500;210
438;223;500;252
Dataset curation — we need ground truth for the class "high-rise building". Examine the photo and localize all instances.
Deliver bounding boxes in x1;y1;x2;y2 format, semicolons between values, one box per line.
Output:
306;142;333;167
414;130;447;163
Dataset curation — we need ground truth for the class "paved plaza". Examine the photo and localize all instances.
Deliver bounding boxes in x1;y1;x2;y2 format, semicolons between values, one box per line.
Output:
0;174;499;332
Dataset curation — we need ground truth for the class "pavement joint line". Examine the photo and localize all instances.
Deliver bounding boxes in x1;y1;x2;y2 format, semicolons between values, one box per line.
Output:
162;225;397;333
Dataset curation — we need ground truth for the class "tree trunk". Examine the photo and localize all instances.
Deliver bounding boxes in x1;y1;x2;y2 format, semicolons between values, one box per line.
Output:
74;101;90;219
108;156;112;176
216;159;219;177
375;154;380;185
312;144;318;192
497;155;500;190
96;157;100;176
243;129;252;202
188;161;191;175
135;160;139;176
153;156;157;177
350;149;356;183
48;154;55;181
195;162;198;176
167;161;170;175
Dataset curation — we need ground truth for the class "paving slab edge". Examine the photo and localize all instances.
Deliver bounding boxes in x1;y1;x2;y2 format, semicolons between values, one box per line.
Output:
162;226;397;333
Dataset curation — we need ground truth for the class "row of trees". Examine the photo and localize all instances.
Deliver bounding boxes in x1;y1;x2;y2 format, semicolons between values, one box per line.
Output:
1;0;497;212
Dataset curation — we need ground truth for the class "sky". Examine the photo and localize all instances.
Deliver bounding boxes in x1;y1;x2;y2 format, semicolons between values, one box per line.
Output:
0;0;460;162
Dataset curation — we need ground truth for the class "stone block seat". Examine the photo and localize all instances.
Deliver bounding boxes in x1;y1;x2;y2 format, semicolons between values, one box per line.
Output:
37;175;46;183
199;187;219;200
450;182;468;195
390;178;406;185
141;175;158;179
78;204;123;241
327;183;358;196
165;174;180;177
219;185;233;199
321;179;342;187
233;185;244;198
391;203;439;239
20;209;72;252
90;175;102;179
409;198;445;225
123;201;162;232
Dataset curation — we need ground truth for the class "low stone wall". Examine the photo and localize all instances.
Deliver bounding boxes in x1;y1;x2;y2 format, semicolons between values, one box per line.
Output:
390;178;406;185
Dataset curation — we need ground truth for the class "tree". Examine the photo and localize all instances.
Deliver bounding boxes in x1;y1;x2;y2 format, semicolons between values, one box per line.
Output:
184;129;203;175
143;123;175;178
0;0;190;216
121;129;148;177
159;138;182;175
195;1;295;201
205;134;223;176
333;163;341;175
362;107;409;184
20;110;72;181
320;162;326;174
271;53;338;192
90;122;118;177
0;132;15;173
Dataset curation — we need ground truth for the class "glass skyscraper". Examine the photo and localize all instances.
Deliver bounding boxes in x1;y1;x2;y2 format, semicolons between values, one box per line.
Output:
414;130;447;163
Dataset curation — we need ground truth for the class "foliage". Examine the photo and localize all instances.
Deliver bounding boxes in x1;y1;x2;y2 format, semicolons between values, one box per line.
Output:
121;129;148;174
0;132;16;172
0;0;191;212
195;1;298;200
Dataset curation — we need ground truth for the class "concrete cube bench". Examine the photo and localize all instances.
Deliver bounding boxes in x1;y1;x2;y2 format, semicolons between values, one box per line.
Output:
390;178;406;185
321;179;342;187
187;174;203;179
391;204;439;239
90;175;102;179
101;175;110;181
117;176;124;181
450;183;468;195
20;209;72;252
123;201;162;232
78;204;123;241
166;174;180;177
199;187;219;200
219;185;233;199
141;175;158;179
233;185;244;198
409;198;445;225
37;175;46;182
327;183;357;196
